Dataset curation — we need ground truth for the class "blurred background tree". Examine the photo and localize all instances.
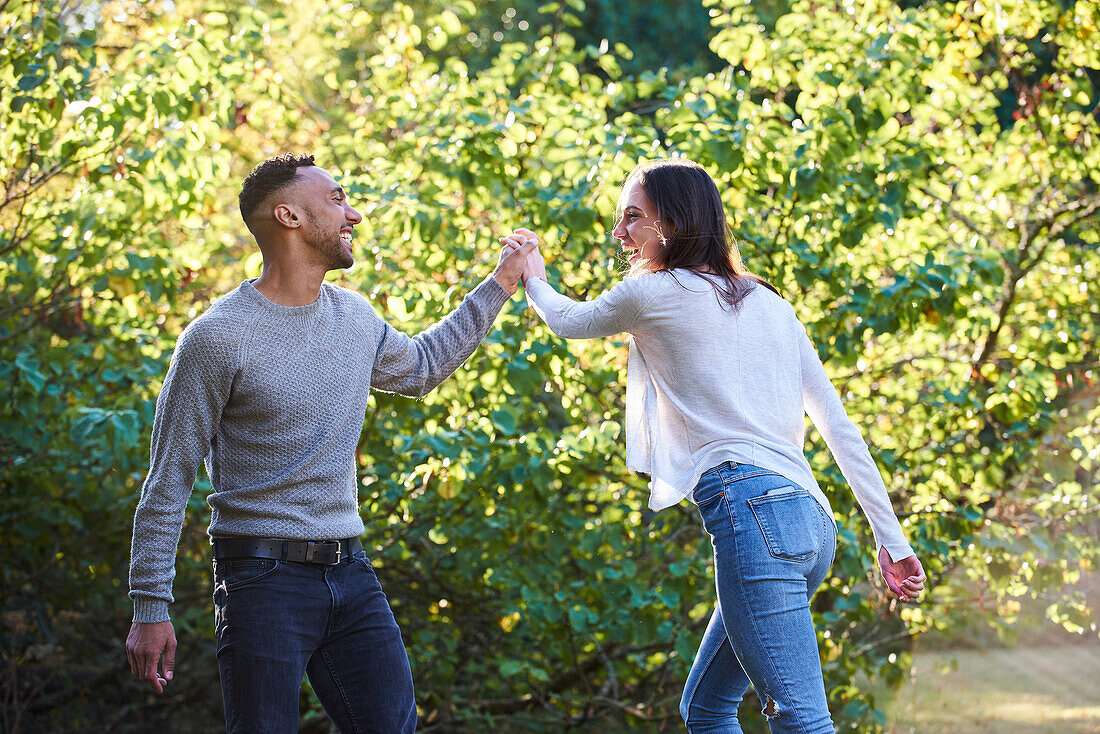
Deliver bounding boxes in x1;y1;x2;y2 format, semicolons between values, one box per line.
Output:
1;0;1096;731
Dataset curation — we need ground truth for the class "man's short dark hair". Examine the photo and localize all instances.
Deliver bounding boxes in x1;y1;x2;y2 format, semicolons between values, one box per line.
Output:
238;153;316;223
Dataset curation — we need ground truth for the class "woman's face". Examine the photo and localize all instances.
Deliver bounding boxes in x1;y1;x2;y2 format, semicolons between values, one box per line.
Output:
612;178;665;267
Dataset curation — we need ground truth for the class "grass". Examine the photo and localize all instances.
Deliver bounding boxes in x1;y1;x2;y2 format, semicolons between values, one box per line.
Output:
878;644;1100;734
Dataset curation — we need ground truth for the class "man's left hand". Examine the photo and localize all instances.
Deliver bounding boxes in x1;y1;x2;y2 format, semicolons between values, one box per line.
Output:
126;620;177;694
493;238;539;295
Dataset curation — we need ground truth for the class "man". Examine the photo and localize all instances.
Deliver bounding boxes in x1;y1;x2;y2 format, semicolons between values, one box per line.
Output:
125;153;535;733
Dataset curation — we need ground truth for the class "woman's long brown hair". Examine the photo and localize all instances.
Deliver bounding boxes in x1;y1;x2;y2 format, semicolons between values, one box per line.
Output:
623;159;779;308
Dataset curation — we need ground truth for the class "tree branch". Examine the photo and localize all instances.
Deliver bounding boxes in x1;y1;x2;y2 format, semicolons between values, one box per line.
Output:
467;640;671;714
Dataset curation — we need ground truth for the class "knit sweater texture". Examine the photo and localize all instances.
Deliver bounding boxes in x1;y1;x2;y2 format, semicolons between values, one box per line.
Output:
526;271;914;561
129;275;511;623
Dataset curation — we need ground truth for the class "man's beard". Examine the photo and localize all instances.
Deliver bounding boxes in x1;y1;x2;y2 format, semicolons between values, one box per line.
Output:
303;208;353;270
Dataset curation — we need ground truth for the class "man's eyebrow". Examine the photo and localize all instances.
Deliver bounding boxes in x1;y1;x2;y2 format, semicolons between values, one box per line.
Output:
331;186;345;197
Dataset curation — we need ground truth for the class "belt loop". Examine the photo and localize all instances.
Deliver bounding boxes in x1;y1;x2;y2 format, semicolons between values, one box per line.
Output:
281;539;289;562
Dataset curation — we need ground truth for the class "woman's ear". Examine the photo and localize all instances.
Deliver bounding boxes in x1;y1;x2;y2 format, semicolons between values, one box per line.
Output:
656;219;676;243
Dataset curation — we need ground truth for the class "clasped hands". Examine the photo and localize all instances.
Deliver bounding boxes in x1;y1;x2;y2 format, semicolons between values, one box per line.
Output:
492;228;546;294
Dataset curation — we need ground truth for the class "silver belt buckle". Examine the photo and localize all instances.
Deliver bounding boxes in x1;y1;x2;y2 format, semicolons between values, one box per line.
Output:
305;540;341;565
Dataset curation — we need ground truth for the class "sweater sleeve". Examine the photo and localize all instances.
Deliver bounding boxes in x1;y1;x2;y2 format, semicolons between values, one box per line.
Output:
525;276;650;338
128;320;236;623
798;323;914;561
371;275;510;397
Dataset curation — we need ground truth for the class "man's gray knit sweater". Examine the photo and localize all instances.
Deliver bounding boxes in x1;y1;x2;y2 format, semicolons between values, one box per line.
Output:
129;275;511;623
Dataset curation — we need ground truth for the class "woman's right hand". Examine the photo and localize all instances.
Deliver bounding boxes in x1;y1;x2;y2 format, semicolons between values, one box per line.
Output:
878;546;927;603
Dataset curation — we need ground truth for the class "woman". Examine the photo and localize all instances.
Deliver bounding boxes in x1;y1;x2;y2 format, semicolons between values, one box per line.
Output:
501;159;925;733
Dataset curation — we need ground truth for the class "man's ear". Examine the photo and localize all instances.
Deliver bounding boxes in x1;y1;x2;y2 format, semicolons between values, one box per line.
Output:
272;203;301;229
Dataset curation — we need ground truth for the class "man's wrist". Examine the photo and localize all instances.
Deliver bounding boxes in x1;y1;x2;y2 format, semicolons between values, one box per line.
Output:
491;270;518;296
132;597;171;624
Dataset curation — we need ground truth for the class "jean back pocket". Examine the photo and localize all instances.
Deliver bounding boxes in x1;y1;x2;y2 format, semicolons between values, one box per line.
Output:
746;487;823;562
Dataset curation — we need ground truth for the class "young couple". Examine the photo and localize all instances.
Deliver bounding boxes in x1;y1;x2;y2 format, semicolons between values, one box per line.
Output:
127;154;924;734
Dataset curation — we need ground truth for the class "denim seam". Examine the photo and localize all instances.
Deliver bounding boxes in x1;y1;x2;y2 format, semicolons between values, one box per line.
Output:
718;475;736;531
736;594;813;732
213;587;230;655
723;481;814;733
694;489;724;508
817;507;829;558
320;646;362;734
681;631;733;732
217;558;281;592
721;469;773;483
320;568;337;645
818;505;837;571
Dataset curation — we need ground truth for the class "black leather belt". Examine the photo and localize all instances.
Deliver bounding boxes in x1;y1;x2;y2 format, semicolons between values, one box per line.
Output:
212;537;362;566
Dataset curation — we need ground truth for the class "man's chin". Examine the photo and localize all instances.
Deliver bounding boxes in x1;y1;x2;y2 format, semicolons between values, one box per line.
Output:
328;249;355;271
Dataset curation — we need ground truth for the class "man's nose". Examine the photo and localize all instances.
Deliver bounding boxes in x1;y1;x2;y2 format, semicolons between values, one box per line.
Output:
345;204;363;225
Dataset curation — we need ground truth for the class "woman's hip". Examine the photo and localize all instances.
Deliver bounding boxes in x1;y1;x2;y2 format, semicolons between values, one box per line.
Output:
692;462;834;576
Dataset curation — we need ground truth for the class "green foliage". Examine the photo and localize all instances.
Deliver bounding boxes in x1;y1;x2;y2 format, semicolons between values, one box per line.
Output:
407;0;717;75
1;1;279;729
2;0;1097;731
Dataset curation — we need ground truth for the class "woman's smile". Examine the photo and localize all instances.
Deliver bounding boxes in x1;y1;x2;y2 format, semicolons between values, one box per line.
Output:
613;179;664;266
621;240;641;264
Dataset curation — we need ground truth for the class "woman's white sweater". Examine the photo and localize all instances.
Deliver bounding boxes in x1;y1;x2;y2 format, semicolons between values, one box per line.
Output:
526;270;913;561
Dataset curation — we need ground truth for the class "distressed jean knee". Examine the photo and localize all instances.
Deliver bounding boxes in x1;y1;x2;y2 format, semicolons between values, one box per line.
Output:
762;692;779;720
760;692;835;734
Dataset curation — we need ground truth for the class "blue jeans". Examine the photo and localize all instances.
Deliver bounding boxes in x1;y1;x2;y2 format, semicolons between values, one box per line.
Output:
680;462;837;734
213;550;416;734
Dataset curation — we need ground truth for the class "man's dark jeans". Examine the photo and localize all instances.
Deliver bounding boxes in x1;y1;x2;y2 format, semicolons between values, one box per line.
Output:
213;550;416;734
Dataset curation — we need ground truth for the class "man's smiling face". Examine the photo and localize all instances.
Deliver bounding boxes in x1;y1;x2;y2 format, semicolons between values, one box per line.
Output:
296;166;363;271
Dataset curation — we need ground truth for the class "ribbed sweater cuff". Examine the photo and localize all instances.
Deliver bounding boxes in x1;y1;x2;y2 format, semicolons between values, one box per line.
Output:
132;597;171;624
478;274;512;312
